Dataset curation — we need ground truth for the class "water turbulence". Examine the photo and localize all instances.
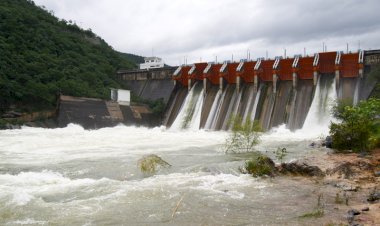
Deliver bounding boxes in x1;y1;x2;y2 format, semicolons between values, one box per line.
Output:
164;86;188;127
170;82;203;130
0;122;336;225
301;75;337;135
1;76;360;225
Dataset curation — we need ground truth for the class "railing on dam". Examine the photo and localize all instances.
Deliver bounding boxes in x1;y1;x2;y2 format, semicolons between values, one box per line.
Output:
117;67;177;81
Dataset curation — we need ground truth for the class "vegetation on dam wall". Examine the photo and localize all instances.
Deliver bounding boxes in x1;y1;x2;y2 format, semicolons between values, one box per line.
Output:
0;0;143;114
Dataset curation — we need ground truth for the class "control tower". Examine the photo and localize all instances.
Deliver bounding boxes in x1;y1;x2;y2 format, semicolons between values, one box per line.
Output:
139;57;165;70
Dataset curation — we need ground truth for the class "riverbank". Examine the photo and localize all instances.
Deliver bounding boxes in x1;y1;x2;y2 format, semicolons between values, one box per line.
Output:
286;148;380;225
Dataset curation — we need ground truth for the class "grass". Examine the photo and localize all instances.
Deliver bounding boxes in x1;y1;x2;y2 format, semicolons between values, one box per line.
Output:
299;208;324;218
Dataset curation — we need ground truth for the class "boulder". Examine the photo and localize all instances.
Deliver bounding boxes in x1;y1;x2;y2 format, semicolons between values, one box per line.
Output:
367;191;380;202
278;160;324;177
325;136;332;148
361;207;369;211
137;154;171;174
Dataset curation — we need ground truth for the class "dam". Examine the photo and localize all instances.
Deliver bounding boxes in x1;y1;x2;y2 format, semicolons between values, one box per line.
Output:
164;50;373;131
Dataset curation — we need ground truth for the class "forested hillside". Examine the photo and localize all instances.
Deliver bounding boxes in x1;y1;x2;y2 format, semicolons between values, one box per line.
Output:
0;0;143;113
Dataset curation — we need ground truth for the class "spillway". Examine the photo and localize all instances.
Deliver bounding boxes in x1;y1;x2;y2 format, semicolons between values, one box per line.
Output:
166;74;361;132
170;82;203;130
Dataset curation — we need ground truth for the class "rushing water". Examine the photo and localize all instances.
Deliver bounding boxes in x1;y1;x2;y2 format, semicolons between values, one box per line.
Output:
0;121;335;225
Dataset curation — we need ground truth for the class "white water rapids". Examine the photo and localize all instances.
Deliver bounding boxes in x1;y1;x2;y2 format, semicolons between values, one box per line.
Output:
0;122;333;225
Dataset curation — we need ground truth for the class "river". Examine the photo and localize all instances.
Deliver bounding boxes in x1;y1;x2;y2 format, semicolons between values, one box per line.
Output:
0;76;340;225
0;123;338;225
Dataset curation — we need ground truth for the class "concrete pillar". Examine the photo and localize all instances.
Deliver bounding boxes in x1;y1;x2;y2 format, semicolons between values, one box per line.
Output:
313;71;318;86
236;76;240;93
292;72;297;88
359;68;363;78
203;78;207;93
254;75;258;92
335;70;340;87
273;74;278;93
219;77;223;90
188;78;191;91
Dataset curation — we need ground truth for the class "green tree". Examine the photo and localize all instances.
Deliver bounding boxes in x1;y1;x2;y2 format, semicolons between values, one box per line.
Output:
329;98;380;152
224;116;262;153
0;0;144;113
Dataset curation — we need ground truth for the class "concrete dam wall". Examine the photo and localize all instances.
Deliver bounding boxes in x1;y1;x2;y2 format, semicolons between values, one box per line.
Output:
164;50;379;131
56;50;379;130
116;67;176;103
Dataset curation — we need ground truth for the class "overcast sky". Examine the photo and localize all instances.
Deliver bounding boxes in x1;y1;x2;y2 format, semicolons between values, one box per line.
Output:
33;0;380;65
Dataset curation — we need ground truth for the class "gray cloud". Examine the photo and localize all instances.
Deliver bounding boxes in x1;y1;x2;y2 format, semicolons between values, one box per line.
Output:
33;0;380;65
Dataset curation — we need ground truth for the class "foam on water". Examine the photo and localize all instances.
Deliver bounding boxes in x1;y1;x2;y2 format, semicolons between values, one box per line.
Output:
0;124;226;165
8;219;47;225
0;122;331;224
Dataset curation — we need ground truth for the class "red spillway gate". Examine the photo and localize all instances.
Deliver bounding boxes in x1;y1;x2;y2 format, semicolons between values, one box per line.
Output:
173;65;191;87
172;50;363;86
318;52;337;74
277;58;294;80
220;62;239;84
237;61;256;83
339;53;361;78
203;64;223;85
189;63;208;81
256;59;275;81
296;56;315;80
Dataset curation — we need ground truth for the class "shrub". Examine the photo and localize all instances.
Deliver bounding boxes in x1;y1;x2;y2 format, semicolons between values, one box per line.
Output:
274;147;288;163
224;115;262;153
137;154;171;174
329;98;380;152
240;154;276;177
